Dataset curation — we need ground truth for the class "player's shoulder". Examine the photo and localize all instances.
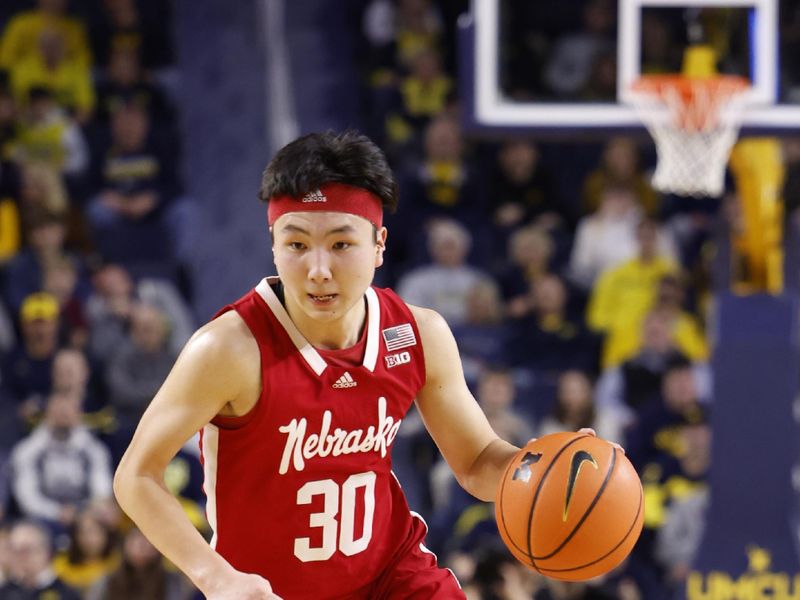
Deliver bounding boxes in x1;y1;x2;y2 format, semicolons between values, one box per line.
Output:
183;310;259;368
406;304;454;345
407;303;445;327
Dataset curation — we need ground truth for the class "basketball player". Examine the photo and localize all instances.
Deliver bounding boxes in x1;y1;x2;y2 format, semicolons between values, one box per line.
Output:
113;131;594;599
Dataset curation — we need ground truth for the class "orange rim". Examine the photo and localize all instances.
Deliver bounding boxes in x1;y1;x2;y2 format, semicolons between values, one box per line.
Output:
631;74;750;101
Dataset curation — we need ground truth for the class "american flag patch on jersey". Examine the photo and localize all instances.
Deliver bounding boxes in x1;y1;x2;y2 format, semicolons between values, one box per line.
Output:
382;323;417;351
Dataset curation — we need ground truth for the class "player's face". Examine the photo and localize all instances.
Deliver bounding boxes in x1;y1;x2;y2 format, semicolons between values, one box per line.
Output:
272;211;386;324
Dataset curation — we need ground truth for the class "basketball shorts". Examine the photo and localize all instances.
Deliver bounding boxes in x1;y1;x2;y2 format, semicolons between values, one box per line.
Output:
325;524;464;599
369;539;465;599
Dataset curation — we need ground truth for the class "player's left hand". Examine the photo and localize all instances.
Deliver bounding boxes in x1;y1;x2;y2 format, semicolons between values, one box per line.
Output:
525;427;597;445
525;428;626;454
578;427;626;455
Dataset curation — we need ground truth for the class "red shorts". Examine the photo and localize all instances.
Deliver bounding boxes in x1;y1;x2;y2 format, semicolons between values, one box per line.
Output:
324;535;464;599
369;540;465;599
318;517;464;599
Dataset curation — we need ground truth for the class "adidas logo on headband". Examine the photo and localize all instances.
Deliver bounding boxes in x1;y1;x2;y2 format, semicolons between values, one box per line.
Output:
268;183;383;229
302;189;327;203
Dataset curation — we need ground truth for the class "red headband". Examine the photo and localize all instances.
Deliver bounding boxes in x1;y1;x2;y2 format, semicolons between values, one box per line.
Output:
267;183;383;229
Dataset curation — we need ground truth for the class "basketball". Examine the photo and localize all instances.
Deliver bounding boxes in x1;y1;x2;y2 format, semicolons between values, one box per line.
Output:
495;432;644;581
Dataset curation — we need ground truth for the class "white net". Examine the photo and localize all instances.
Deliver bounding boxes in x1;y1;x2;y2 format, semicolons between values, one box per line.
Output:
628;76;750;197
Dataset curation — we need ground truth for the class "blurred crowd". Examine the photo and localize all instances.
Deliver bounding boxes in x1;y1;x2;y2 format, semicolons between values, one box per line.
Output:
0;0;202;598
358;1;766;599
1;0;799;599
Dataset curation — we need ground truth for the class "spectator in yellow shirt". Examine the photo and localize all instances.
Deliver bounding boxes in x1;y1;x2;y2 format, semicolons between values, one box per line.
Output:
603;275;708;369
11;86;89;177
10;28;95;123
587;217;678;333
0;0;92;69
399;48;451;124
570;186;676;290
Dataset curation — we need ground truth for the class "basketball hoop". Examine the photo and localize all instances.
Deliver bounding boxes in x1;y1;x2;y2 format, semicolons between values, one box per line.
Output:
627;74;751;197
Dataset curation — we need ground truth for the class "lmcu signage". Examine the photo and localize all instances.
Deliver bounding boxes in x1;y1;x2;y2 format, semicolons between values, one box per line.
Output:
687;296;800;600
687;547;800;600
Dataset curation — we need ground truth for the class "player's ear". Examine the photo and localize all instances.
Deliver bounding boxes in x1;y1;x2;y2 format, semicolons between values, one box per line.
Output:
375;227;388;268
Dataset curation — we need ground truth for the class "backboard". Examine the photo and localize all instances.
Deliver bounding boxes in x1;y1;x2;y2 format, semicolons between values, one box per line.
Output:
460;0;799;134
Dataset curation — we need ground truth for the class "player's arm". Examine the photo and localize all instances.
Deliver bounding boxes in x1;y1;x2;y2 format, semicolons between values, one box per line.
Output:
411;305;520;502
113;312;280;599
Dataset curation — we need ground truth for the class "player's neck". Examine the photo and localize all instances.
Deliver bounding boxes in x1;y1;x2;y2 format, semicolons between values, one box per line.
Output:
285;294;367;351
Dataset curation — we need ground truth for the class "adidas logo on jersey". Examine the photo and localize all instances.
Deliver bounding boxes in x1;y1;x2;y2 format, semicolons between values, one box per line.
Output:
332;372;357;388
302;189;327;203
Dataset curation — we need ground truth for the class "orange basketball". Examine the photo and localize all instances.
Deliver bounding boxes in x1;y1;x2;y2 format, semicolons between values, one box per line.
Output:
495;432;644;581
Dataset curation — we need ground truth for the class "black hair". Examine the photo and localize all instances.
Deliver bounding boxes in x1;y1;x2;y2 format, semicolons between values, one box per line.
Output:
28;86;54;102
259;130;398;213
664;353;693;374
66;510;117;565
553;370;596;429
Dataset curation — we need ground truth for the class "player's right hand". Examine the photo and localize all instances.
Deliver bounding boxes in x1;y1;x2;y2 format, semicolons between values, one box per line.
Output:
205;571;283;599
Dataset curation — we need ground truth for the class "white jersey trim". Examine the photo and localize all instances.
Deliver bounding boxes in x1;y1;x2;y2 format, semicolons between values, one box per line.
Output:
392;474;463;589
201;424;220;549
363;287;380;372
255;277;327;375
408;508;462;589
255;277;381;375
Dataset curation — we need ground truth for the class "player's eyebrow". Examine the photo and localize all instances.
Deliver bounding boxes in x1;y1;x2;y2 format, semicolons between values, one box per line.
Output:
327;225;357;235
281;224;310;235
281;224;357;235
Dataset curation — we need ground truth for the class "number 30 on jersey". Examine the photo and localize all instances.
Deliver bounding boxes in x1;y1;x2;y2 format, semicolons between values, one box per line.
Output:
294;471;376;562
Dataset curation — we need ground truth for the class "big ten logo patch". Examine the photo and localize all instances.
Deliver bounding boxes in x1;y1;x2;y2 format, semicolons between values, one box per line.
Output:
385;351;411;369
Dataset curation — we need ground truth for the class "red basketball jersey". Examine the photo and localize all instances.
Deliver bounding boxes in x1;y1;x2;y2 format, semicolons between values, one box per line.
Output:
200;277;433;599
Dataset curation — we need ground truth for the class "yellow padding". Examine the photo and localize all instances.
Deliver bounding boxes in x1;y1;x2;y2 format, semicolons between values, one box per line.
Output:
0;198;20;263
729;139;785;293
682;45;717;78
